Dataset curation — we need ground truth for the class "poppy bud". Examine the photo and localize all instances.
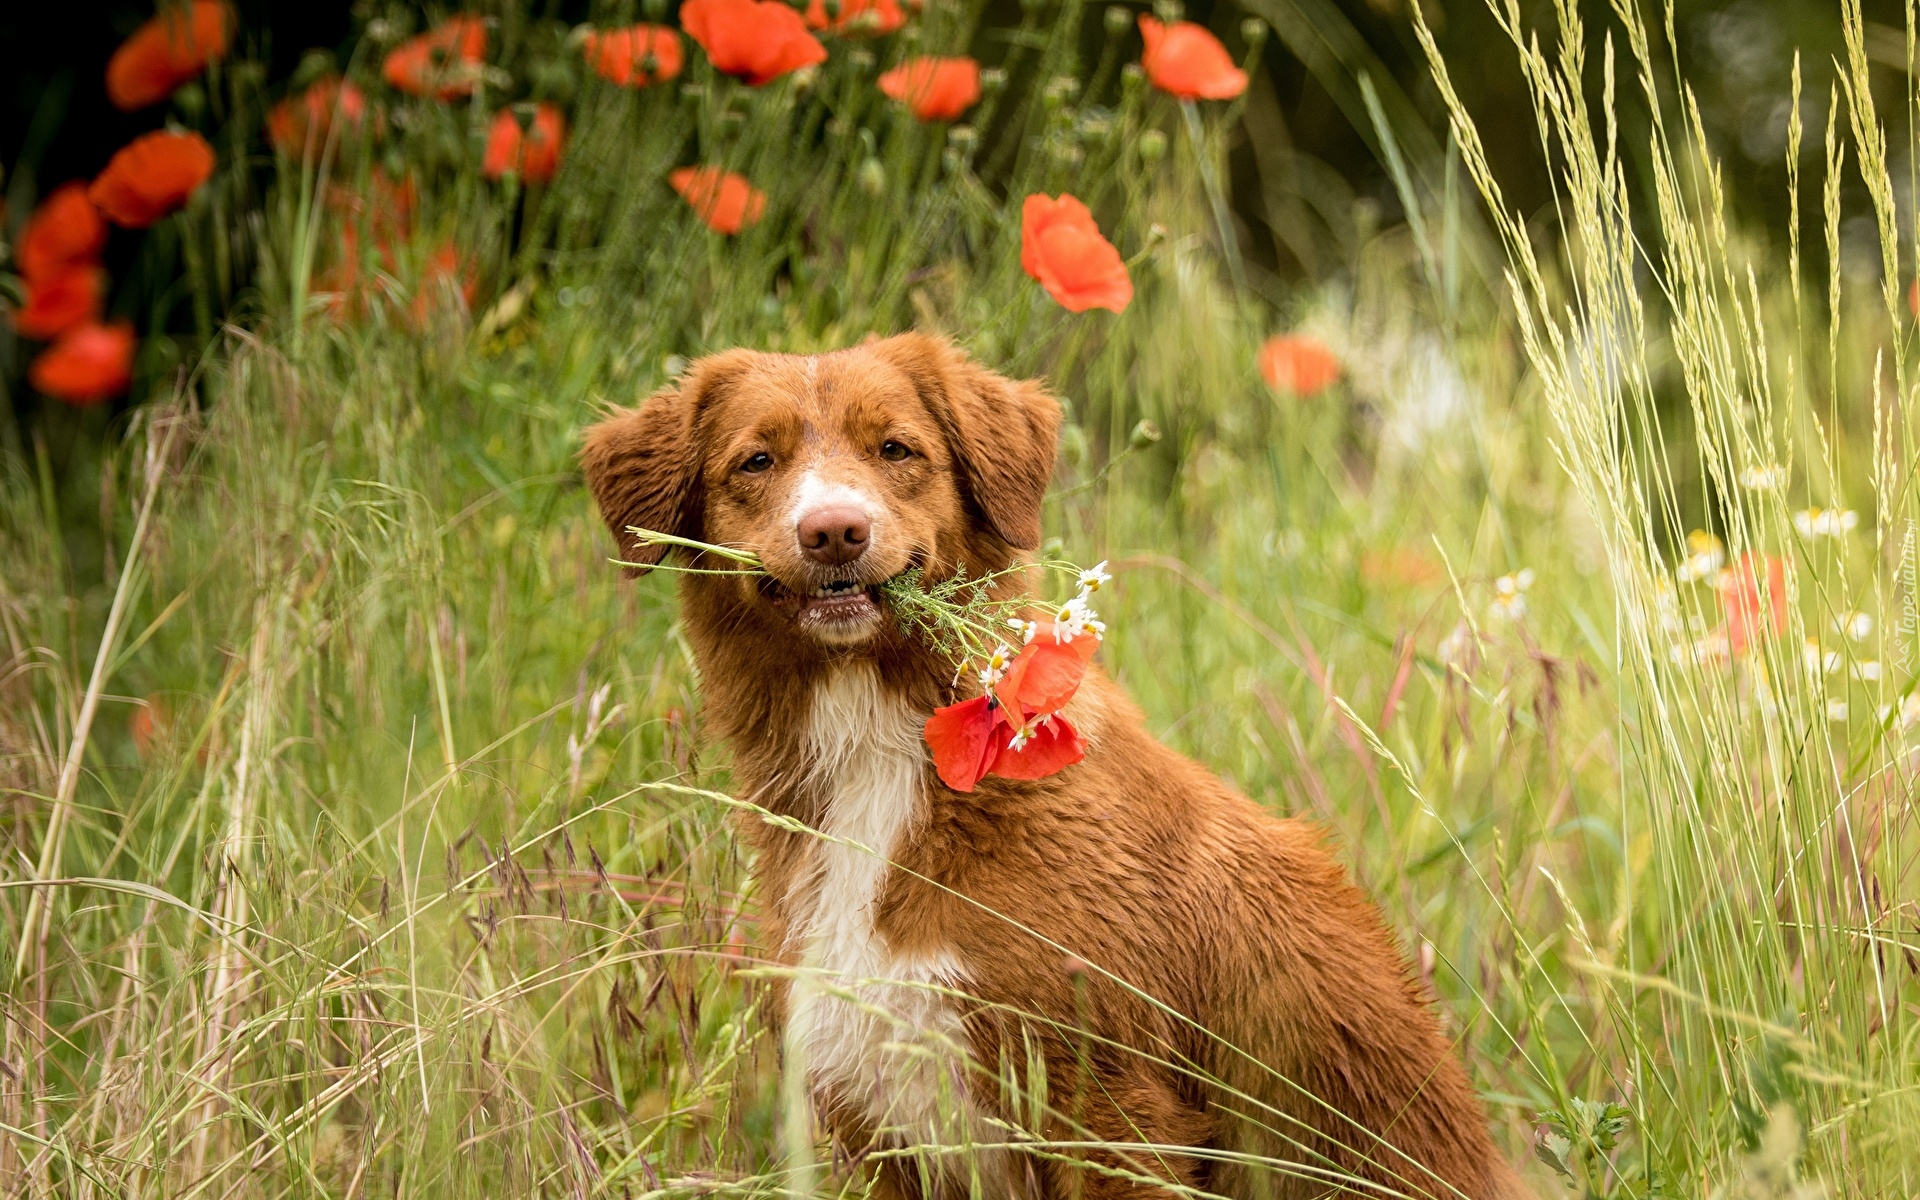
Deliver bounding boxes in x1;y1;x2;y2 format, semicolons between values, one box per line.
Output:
1241;17;1268;49
980;67;1006;93
1104;5;1132;35
1137;128;1166;163
857;157;885;195
1153;0;1184;21
1120;62;1145;93
948;124;977;149
1128;419;1163;450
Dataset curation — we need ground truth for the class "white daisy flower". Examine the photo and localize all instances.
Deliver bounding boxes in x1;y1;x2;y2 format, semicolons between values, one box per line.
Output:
1740;464;1789;490
1836;611;1873;641
1675;530;1725;583
1794;507;1859;539
1489;568;1534;622
1803;638;1841;677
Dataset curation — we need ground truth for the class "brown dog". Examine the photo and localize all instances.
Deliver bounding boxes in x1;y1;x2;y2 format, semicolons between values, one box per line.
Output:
582;334;1517;1200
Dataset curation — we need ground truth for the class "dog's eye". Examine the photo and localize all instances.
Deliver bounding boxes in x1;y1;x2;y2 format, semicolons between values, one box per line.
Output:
740;452;774;474
879;441;911;462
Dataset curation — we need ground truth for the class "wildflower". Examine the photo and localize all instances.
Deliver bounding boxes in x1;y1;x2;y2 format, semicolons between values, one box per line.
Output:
29;322;136;406
1826;699;1850;723
1719;553;1787;654
1488;568;1533;622
19;184;106;279
1674;529;1724;583
1793;507;1858;539
1856;660;1883;682
1008;616;1039;644
923;694;1085;791
926;625;1098;792
1836;611;1873;641
267;77;369;158
1136;15;1247;100
669;167;767;235
383;16;488;100
1739;463;1788;490
1258;333;1340;397
583;24;684;87
979;644;1014;688
1049;595;1106;642
88;131;216;228
106;0;233;111
1076;561;1112;595
409;242;479;326
805;0;905;35
1802;638;1840;678
483;104;567;184
993;623;1100;717
878;56;981;121
1020;193;1132;314
681;0;827;86
13;268;104;340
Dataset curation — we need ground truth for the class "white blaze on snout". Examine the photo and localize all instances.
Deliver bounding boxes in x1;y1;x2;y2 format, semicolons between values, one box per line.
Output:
788;469;878;528
788;470;884;567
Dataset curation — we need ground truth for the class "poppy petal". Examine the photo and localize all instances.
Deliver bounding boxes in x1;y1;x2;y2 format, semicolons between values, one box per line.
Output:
994;631;1097;718
989;716;1085;781
925;695;1002;792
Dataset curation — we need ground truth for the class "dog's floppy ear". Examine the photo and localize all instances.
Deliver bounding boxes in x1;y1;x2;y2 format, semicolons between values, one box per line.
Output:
870;333;1060;550
582;386;696;570
580;352;751;570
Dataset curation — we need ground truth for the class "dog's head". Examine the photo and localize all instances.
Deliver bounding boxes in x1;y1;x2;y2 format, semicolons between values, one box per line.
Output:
581;333;1060;647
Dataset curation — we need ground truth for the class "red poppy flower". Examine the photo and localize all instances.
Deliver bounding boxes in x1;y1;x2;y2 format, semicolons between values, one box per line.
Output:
29;322;136;406
106;0;234;111
987;716;1085;780
993;625;1099;717
483;104;566;184
804;0;905;35
878;56;980;121
89;131;216;229
670;166;767;234
1137;15;1247;100
925;698;1088;792
383;16;488;100
681;0;827;85
1719;553;1788;654
14;267;105;340
19;184;107;280
582;24;684;86
1021;193;1132;313
1258;333;1340;397
410;242;479;326
267;77;370;158
925;625;1097;791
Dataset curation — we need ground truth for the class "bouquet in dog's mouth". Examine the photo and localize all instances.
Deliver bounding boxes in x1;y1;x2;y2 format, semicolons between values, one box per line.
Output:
619;528;1110;791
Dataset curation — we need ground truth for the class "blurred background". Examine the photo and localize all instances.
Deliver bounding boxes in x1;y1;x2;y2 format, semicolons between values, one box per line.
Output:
4;0;1906;435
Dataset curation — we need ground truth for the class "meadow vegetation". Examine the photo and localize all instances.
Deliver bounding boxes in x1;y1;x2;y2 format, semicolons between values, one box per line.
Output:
0;0;1915;1196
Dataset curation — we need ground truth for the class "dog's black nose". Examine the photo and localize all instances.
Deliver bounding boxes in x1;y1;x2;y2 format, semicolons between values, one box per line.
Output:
797;506;871;565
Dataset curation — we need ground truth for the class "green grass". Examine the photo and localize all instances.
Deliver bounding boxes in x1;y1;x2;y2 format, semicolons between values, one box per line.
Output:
1;0;1915;1195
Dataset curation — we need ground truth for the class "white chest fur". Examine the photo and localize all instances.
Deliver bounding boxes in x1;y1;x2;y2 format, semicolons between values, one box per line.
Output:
786;663;976;1145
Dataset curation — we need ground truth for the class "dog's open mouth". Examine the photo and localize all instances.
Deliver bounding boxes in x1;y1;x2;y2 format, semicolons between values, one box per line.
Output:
762;575;884;630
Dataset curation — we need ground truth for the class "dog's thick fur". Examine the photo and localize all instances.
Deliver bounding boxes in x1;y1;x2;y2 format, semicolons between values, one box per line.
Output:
582;335;1518;1200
